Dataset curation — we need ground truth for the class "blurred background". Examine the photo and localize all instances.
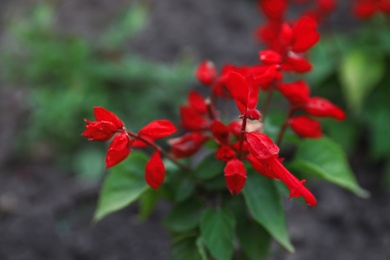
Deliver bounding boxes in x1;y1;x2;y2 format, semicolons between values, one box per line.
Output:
0;0;389;259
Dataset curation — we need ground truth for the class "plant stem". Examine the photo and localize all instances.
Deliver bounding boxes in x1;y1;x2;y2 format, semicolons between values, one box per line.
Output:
125;130;192;172
238;111;248;160
276;108;293;147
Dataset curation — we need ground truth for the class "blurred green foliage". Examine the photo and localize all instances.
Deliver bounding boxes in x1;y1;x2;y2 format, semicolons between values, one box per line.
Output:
303;15;390;188
0;2;195;179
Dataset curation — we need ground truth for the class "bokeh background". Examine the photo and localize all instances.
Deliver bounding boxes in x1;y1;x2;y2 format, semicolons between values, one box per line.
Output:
0;0;390;259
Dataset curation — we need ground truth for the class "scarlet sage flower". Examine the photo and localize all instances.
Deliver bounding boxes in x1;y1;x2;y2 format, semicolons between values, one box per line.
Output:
180;91;211;131
145;151;165;189
277;80;310;106
289;116;322;138
168;132;209;158
216;145;237;162
133;120;177;147
106;132;132;168
225;72;261;120
304;97;346;120
258;0;288;21
196;60;217;86
224;159;247;194
246;132;317;206
81;106;124;141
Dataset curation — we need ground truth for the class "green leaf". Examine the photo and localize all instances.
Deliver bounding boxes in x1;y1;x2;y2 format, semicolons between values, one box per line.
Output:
196;237;208;260
200;208;235;260
164;198;204;232
171;233;202;260
194;153;224;180
243;171;294;252
339;49;385;112
175;178;196;203
138;189;160;220
237;220;271;260
94;151;149;222
369;109;390;161
291;137;369;197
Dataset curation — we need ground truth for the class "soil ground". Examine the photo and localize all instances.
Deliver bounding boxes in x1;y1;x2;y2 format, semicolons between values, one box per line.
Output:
0;0;389;260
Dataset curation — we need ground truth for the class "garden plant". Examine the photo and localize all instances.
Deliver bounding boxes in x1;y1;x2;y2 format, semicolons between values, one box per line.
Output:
81;0;390;259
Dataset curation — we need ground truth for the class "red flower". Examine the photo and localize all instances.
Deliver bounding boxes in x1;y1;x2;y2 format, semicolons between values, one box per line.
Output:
258;0;288;21
196;60;217;86
289;116;322;138
168;132;209;158
105;132;132;168
277;80;310;106
211;120;231;145
304;97;346;120
180;91;211;131
145;151;165;189
225;72;261;119
133;120;177;147
82;120;118;141
246;132;316;206
224;159;247;194
81;107;124;141
216;145;237;162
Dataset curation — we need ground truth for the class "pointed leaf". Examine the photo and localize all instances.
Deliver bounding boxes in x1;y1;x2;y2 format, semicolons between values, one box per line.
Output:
200;208;236;260
243;170;294;252
291;137;369;197
164;198;204;232
171;233;203;260
237;220;271;260
94;151;149;222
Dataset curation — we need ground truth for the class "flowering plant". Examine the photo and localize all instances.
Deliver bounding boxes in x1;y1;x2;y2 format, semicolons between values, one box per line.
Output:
81;1;371;259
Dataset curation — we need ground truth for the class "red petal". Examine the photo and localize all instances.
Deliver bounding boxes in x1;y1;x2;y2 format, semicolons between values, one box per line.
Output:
196;60;217;85
291;16;319;52
168;132;209;158
258;0;288;20
224;159;247;194
138;120;177;140
245;132;279;160
266;156;316;206
353;2;377;19
94;107;124;129
105;133;131;168
216;145;237;162
188;91;208;114
145;151;165;189
277;80;310;105
180;106;211;131
211;120;231;145
284;55;312;73
259;50;283;64
304;97;346;120
281;23;294;47
226;72;249;107
246;154;277;179
81;120;117;141
289;116;322;138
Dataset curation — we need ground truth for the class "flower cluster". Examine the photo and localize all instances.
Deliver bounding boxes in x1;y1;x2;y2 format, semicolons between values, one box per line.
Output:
81;0;366;207
82;107;177;189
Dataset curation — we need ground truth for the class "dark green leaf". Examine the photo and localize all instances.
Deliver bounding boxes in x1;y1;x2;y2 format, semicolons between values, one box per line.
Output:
175;178;196;203
243;171;294;252
171;233;202;260
94;151;149;222
291;137;369;197
194;154;225;180
164;198;204;232
237;220;271;260
138;189;160;220
200;208;235;260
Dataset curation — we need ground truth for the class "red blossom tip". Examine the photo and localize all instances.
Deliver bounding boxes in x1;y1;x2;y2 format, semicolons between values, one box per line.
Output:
196;60;217;85
224;159;247;195
145;151;165;189
105;132;132;168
